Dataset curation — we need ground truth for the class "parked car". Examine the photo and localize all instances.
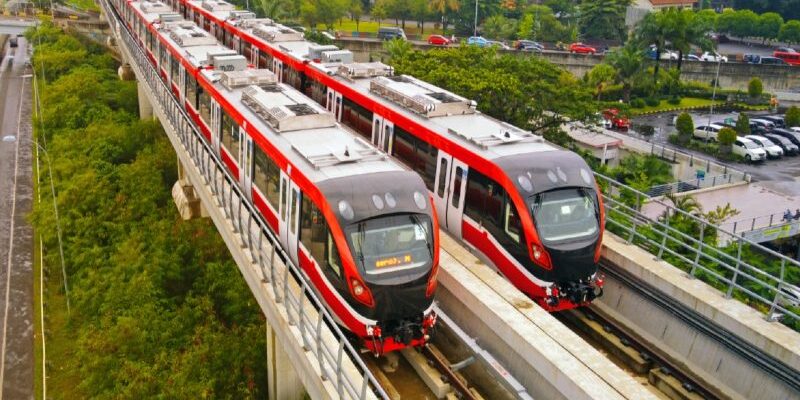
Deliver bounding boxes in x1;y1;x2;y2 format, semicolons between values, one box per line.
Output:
647;45;678;60
378;27;407;41
516;40;544;52
467;36;490;47
761;115;785;128
751;118;776;132
320;31;336;41
700;51;728;62
764;134;799;155
684;54;700;61
602;108;629;131
693;124;724;141
733;137;767;162
791;127;800;133
427;34;451;46
569;42;597;54
745;135;784;158
776;47;797;53
771;128;800;147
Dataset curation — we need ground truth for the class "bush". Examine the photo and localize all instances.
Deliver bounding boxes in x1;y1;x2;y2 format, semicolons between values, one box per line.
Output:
748;77;763;98
718;127;737;154
735;113;750;136
645;97;660;107
675;112;694;145
637;124;655;137
668;95;681;105
630;98;646;108
785;106;800;127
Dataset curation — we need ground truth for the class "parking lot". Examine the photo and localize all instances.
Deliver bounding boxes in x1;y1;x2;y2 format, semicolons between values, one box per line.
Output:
631;111;800;183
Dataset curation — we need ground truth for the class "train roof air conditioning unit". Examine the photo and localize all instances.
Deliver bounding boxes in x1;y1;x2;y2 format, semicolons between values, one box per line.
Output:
320;50;353;64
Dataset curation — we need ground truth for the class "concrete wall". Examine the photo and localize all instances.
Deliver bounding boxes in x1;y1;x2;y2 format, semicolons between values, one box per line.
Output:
336;38;800;93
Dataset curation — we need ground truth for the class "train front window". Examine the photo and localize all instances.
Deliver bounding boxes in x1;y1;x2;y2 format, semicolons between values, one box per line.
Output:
346;214;433;275
530;188;598;243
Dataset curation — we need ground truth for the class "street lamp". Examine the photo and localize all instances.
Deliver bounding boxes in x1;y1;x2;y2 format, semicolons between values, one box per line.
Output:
473;0;478;37
706;55;722;130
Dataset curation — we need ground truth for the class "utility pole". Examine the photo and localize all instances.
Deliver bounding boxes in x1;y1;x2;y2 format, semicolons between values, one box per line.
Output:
473;0;478;37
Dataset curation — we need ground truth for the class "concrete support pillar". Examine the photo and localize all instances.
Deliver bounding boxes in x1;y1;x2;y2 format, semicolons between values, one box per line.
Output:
172;158;208;220
137;79;154;120
267;322;304;400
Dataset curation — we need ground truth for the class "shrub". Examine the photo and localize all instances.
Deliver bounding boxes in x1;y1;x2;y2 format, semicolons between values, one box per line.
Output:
675;112;694;145
748;77;763;98
630;98;646;108
637;124;655;137
718;127;737;154
645;97;660;107
668;133;679;145
735;113;750;136
785;106;800;128
668;96;681;105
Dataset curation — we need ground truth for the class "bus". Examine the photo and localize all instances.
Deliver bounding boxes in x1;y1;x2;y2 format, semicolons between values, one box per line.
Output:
773;51;800;66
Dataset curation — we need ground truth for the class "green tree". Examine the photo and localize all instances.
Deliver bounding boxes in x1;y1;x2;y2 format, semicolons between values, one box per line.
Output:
779;20;800;44
735;113;751;136
386;0;413;28
256;0;299;20
349;0;363;31
429;0;460;35
517;5;572;42
587;63;617;101
785;106;800;127
578;0;633;41
604;42;644;102
668;8;715;71
635;10;669;82
717;9;759;38
410;0;429;33
718;127;737;154
372;0;388;28
483;14;518;40
675;112;694;145
748;77;763;98
757;12;784;43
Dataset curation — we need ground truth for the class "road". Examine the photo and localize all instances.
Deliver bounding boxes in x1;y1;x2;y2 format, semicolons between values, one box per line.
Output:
0;36;33;399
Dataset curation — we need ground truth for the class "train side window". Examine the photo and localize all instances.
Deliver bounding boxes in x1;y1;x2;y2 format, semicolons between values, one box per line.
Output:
185;71;197;109
291;191;299;234
341;97;373;139
170;57;180;87
327;234;342;278
252;146;281;208
280;178;286;220
392;126;415;167
452;167;464;207
300;197;341;279
464;169;487;222
220;111;240;162
504;199;522;243
436;158;448;197
198;87;212;128
419;141;436;191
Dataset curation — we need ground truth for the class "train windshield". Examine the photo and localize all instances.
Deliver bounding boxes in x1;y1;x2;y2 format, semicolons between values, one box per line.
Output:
346;214;433;275
530;188;599;243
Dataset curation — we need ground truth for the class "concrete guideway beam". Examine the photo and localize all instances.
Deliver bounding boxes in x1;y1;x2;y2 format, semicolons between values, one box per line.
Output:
437;234;657;400
600;232;800;400
104;10;381;398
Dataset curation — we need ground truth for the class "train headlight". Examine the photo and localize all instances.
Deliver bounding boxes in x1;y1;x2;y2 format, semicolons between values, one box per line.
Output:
352;280;364;296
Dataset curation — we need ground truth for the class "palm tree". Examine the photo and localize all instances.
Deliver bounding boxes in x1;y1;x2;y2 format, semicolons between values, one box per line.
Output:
666;8;714;71
634;10;669;82
429;0;460;35
604;42;644;102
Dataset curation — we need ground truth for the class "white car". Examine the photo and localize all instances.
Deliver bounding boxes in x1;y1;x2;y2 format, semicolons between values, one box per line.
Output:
700;51;728;62
745;135;783;158
733;137;767;162
661;49;679;60
693;124;724;141
791;127;800;133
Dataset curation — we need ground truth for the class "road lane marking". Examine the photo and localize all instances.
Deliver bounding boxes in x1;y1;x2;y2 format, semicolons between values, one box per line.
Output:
0;75;27;399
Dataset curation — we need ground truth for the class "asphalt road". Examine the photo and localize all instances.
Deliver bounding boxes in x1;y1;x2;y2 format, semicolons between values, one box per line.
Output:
0;36;34;400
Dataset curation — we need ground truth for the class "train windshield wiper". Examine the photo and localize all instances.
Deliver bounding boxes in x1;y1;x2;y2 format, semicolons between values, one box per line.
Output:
411;215;433;258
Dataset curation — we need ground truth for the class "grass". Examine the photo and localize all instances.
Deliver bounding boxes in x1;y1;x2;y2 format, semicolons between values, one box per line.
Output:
314;18;444;36
65;0;100;12
630;97;726;115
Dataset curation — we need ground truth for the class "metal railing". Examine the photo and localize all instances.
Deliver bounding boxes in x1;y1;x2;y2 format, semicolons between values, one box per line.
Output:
101;2;387;398
725;211;800;236
595;172;800;325
646;173;741;197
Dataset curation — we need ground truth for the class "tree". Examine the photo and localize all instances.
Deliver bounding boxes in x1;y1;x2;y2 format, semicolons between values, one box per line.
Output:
386;0;412;28
635;10;669;82
256;0;299;20
717;9;759;38
372;0;388;28
578;0;633;41
587;63;616;101
604;42;644;102
735;113;751;136
748;77;763;99
667;8;715;71
718;127;737;154
452;0;502;35
410;0;428;33
757;12;784;43
779;20;800;44
429;0;460;35
733;0;800;22
785;106;800;128
517;5;572;43
483;14;517;40
349;0;363;31
675;112;694;145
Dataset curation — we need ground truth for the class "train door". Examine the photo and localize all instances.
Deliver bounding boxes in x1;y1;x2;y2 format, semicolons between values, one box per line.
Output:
239;127;253;200
272;59;284;82
178;64;186;104
371;115;393;153
251;47;259;67
279;171;300;264
211;101;221;153
233;36;241;54
433;151;468;238
325;88;343;121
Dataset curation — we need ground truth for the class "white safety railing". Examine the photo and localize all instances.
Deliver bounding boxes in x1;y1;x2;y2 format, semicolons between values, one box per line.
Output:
100;1;387;397
596;172;800;326
646;173;742;197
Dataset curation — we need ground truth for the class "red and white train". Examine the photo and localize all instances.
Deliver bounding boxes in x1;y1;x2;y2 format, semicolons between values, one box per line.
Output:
156;0;606;311
113;0;440;354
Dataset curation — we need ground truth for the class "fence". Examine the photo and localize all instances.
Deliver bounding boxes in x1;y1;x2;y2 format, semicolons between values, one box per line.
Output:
101;1;387;397
595;172;800;327
646;173;743;197
725;211;800;236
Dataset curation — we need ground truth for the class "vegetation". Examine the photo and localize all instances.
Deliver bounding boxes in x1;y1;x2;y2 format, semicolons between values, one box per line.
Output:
28;23;266;398
386;44;596;145
785;106;800;128
577;0;633;42
735;113;750;136
718;127;737;154
748;77;764;99
675;112;694;145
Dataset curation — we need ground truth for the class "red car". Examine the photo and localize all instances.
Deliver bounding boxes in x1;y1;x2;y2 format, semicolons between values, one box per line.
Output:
602;108;630;131
569;43;597;55
427;34;451;46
